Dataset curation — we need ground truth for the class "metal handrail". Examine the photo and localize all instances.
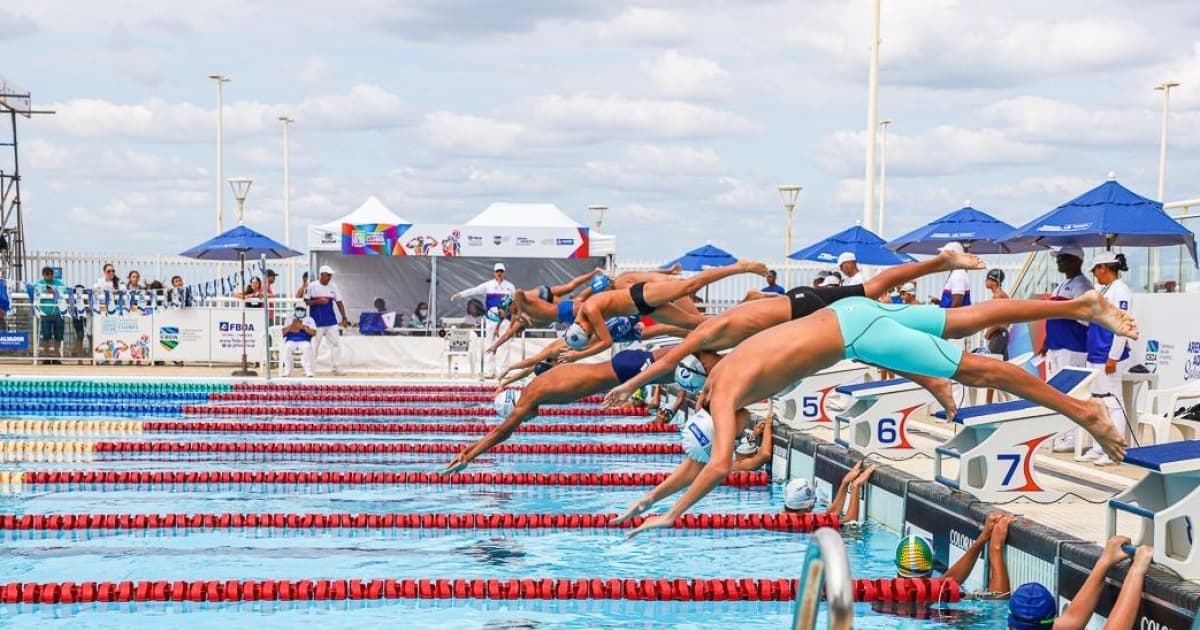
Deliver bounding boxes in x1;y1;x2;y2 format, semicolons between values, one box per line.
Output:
792;527;854;630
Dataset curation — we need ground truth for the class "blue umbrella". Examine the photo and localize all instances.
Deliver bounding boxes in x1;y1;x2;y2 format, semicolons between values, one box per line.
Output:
662;243;738;271
1001;178;1198;265
789;226;914;265
887;206;1017;255
180;225;302;376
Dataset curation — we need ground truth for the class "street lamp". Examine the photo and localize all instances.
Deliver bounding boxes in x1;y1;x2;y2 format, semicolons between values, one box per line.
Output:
587;205;608;231
777;185;802;287
208;74;230;233
278;115;294;297
1151;81;1181;288
227;176;255;377
861;0;882;231
878;119;892;238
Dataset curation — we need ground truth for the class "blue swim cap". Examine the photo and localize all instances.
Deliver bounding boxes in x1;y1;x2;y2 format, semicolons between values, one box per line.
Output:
499;295;514;311
894;536;934;578
590;275;612;292
486;307;502;323
1007;583;1057;630
563;323;589;350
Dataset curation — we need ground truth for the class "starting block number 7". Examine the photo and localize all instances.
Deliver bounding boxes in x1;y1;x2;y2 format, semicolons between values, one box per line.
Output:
996;453;1021;486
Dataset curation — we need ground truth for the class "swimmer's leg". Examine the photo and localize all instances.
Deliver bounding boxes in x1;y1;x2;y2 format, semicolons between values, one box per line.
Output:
640;261;768;307
550;268;601;298
613;269;681;290
893;370;960;421
861;249;985;299
941;291;1137;340
644;301;705;329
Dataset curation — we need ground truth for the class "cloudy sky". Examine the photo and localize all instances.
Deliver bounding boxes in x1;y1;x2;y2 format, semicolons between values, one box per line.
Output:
5;0;1200;262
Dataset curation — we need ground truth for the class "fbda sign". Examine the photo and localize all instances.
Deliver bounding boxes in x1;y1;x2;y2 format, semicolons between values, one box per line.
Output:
91;308;263;364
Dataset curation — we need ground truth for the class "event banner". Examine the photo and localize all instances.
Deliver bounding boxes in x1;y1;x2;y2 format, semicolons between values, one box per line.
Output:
151;308;211;362
1130;292;1200;389
209;308;265;363
343;223;590;259
92;313;153;364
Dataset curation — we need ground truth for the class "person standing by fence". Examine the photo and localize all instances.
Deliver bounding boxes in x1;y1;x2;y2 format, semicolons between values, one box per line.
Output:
303;265;350;375
451;262;516;378
34;266;65;363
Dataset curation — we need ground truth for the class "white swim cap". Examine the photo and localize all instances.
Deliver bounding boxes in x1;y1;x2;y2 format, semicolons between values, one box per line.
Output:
784;478;816;511
564;323;589;350
735;438;758;457
494;389;520;418
675;354;708;393
680;410;715;463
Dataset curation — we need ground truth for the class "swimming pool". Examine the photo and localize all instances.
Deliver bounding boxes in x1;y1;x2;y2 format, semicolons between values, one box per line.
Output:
0;380;1008;628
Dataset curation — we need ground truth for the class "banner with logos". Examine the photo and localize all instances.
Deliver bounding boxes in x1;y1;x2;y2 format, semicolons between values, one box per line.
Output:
92;313;153;364
1129;292;1200;389
152;308;211;362
343;223;590;259
209;308;265;363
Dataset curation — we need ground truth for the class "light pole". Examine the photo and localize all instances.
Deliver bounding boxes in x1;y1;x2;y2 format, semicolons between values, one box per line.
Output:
208;74;230;234
228;177;255;377
1151;81;1180;288
279;115;294;296
862;0;882;231
878;119;892;238
778;185;802;287
587;204;608;231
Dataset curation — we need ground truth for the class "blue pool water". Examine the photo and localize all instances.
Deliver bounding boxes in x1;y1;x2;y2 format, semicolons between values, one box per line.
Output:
0;385;1009;628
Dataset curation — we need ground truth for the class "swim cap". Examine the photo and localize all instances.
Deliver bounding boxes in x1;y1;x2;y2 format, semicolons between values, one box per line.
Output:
486;307;503;323
590;275;612;292
894;535;934;577
736;438;758;457
680;410;715;463
494;389;520;418
563;323;589;350
1007;583;1057;630
532;361;554;376
499;295;514;311
675;354;708;392
784;478;816;511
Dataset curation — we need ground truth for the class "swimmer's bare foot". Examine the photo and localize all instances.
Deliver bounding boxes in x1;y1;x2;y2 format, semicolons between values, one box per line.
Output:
925;377;959;422
737;260;770;277
936;249;986;271
1080;290;1139;340
1084;399;1127;462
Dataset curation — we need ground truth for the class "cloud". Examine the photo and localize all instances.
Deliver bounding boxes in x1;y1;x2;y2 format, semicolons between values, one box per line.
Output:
0;9;35;40
815;126;1050;178
297;55;334;88
421;112;531;156
642;49;730;99
367;0;610;40
527;93;760;139
979;96;1154;147
595;7;687;44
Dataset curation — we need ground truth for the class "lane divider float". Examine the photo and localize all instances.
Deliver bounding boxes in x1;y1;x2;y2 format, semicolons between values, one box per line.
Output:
93;442;683;455
181;405;641;417
0;420;676;437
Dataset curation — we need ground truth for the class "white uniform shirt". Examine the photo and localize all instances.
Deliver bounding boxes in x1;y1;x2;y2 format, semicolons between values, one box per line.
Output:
843;272;865;287
1100;278;1133;362
303;281;342;327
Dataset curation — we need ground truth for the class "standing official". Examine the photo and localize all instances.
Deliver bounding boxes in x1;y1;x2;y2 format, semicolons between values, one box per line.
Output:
452;262;516;378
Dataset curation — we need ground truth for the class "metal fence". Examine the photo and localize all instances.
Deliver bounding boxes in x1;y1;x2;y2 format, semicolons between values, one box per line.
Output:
22;250;304;295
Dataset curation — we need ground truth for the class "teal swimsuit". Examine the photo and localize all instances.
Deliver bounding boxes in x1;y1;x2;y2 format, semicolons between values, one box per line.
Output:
827;297;963;378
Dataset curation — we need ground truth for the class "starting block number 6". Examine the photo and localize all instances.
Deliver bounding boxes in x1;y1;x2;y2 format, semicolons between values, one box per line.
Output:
877;418;897;445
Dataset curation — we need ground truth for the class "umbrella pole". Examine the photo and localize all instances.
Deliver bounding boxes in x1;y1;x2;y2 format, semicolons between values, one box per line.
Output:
232;251;257;377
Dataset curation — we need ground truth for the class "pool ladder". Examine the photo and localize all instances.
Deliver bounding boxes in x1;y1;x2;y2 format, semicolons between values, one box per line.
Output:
791;527;853;630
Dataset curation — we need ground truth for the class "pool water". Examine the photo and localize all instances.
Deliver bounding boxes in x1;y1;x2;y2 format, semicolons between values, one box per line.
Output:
0;387;1009;628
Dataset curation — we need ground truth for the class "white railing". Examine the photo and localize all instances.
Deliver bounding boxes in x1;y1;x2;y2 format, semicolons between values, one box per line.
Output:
22;250;302;292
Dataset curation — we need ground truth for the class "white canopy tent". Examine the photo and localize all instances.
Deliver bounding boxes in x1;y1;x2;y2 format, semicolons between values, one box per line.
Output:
306;196;409;251
465;202;616;257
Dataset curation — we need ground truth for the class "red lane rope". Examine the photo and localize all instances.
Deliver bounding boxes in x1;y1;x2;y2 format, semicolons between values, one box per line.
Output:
142;421;678;434
210;392;606;404
21;470;768;487
95;442;684;455
0;577;960;604
0;511;837;532
182;405;641;417
233;384;506;393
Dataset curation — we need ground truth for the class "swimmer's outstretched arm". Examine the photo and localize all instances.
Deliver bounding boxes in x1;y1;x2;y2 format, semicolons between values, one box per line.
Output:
604;318;727;406
561;303;613;362
1056;536;1132;630
640;324;691;340
488;316;527;353
503;340;566;374
944;514;997;585
612;457;705;527
840;464;876;524
496;367;534;391
444;399;536;473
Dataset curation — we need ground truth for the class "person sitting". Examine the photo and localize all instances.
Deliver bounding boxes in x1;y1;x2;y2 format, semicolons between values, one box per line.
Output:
1006;537;1152;630
462;299;486;328
280;305;317;378
410;301;430;329
235;277;265;308
127;270;144;292
359;297;398;336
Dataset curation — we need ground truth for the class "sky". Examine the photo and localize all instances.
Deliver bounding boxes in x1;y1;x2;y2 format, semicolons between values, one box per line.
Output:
4;0;1200;263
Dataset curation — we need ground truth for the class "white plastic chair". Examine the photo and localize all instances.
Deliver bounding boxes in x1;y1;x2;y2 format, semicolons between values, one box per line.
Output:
1136;380;1200;445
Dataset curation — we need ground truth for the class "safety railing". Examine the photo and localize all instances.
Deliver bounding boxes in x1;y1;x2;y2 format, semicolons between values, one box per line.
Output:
792;527;854;630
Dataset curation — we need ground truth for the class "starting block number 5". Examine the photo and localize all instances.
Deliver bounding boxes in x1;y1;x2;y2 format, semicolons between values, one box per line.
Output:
800;395;820;420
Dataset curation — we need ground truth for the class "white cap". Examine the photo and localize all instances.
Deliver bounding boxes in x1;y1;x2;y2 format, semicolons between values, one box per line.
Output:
784;478;817;511
1054;245;1085;260
494;262;506;271
318;265;334;275
900;282;916;293
837;252;857;265
1092;250;1120;267
564;323;589;350
675;354;708;393
735;439;758;457
938;241;965;254
822;274;841;287
680;410;715;463
494;389;519;418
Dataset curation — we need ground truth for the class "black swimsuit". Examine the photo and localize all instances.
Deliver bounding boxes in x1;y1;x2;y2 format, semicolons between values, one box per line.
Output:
629;282;656;316
785;284;866;320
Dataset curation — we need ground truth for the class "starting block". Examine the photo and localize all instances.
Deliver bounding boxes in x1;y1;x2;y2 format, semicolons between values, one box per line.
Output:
933;367;1096;503
1107;440;1200;580
833;377;936;455
777;361;874;423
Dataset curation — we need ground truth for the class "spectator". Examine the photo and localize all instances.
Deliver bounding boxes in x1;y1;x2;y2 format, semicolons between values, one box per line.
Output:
264;269;277;298
279;304;317;378
937;242;972;308
838;252;864;286
1077;252;1132;467
1043;246;1093;452
295;271;310;299
1007;537;1151;630
303;265;350;375
450;262;516;378
34;266;66;363
984;268;1010;358
410;301;430;328
761;270;785;294
127;270;143;291
94;263;122;292
0;276;8;330
168;275;194;307
462;299;486;328
899;282;918;305
236;277;265;308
